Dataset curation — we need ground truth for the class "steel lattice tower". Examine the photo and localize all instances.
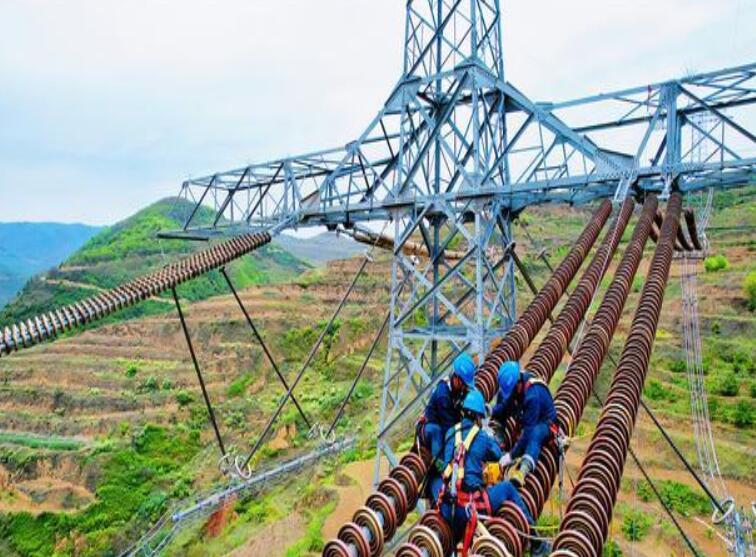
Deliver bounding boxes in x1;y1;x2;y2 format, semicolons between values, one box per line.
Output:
375;0;517;477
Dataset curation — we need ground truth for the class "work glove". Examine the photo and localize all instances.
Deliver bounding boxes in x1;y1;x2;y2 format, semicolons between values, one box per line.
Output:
433;458;445;474
499;452;513;469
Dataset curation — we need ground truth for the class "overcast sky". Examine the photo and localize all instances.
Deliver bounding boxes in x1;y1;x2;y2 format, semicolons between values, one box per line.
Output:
0;0;754;225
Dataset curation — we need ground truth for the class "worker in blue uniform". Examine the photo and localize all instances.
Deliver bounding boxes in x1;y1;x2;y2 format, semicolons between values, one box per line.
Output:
416;352;477;474
492;360;558;487
433;389;548;557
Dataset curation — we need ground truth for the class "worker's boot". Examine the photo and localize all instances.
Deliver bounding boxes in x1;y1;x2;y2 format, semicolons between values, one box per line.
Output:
510;456;534;487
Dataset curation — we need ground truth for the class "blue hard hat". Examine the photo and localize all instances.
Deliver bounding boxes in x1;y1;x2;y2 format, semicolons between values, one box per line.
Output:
497;361;520;404
452;353;477;388
462;389;487;417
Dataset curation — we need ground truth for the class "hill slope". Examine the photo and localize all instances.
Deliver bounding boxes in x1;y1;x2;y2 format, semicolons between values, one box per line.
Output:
0;198;309;325
0;223;101;308
274;231;365;265
0;190;752;557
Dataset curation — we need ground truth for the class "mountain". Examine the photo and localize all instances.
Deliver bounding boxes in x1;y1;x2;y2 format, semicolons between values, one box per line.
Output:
0;198;309;325
274;231;365;265
0;223;101;308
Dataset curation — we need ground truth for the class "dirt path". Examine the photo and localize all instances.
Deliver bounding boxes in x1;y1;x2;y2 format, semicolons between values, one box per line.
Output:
0;476;93;514
323;458;387;540
224;512;304;557
42;278;107;292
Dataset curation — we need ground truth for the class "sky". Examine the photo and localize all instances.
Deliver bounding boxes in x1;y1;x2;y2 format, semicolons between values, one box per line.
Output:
0;0;754;225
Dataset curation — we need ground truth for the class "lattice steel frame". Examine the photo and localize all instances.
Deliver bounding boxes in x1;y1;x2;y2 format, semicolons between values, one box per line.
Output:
166;0;756;486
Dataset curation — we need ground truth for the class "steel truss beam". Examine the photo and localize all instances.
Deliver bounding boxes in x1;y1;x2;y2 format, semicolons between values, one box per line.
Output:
164;0;755;502
171;57;755;237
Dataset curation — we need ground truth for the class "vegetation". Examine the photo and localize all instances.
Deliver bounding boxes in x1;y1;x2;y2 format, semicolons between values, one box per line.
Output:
603;540;624;557
620;507;653;542
0;432;84;451
745;271;756;311
636;480;710;517
0;425;199;557
0;189;753;556
283;501;336;556
0;222;101;308
703;254;729;272
0;197;308;326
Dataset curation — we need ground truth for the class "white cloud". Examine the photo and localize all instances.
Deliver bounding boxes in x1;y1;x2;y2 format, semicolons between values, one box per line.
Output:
0;0;753;223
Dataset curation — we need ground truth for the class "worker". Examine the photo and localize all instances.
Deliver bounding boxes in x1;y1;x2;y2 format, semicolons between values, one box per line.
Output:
433;389;549;557
492;360;558;487
416;352;477;474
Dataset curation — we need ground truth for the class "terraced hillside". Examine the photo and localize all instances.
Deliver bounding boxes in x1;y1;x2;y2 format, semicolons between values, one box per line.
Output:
0;191;753;557
0;197;308;327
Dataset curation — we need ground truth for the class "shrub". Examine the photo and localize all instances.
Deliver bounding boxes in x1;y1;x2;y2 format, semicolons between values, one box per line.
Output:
161;379;173;391
621;508;653;541
227;373;252;398
603;540;624;557
124;362;140;378
704;254;729;273
669;359;687;374
644;379;677;402
175;390;194;407
732;401;754;428
138;375;159;393
715;373;740;397
636;480;709;516
745;271;756;311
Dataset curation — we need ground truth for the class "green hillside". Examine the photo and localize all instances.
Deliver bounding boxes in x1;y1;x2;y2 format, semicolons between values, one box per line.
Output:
0;190;752;557
0;198;309;326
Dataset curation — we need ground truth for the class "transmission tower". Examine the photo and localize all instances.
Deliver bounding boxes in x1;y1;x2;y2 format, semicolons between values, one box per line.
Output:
374;0;517;476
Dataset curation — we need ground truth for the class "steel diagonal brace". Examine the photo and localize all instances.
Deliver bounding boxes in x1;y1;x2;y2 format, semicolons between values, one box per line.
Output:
396;253;476;330
678;84;756;144
500;81;627;177
378;344;467;441
394;246;477;327
614;104;665;201
184;174;218;230
219;267;310;429
397;73;471;197
682;115;742;161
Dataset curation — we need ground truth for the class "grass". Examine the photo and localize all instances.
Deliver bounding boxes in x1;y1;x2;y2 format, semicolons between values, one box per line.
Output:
0;432;84;451
0;424;200;557
619;506;653;542
283;501;336;557
635;479;710;517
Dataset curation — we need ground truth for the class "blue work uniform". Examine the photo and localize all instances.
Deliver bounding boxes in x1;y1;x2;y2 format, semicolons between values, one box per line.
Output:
491;372;557;468
420;379;463;460
432;418;534;543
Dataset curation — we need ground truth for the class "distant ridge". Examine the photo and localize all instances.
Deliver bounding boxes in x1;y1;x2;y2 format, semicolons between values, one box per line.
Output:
0;222;101;308
0;198;308;325
274;231;365;265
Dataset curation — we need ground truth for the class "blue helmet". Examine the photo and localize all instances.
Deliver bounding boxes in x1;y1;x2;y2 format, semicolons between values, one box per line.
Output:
497;361;520;404
452;353;477;388
462;389;487;417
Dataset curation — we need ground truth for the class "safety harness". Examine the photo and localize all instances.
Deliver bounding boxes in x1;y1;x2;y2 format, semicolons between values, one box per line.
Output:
438;423;491;557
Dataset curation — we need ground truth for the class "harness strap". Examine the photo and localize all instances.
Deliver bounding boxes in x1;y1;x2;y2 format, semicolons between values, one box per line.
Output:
442;424;480;481
458;489;490;557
